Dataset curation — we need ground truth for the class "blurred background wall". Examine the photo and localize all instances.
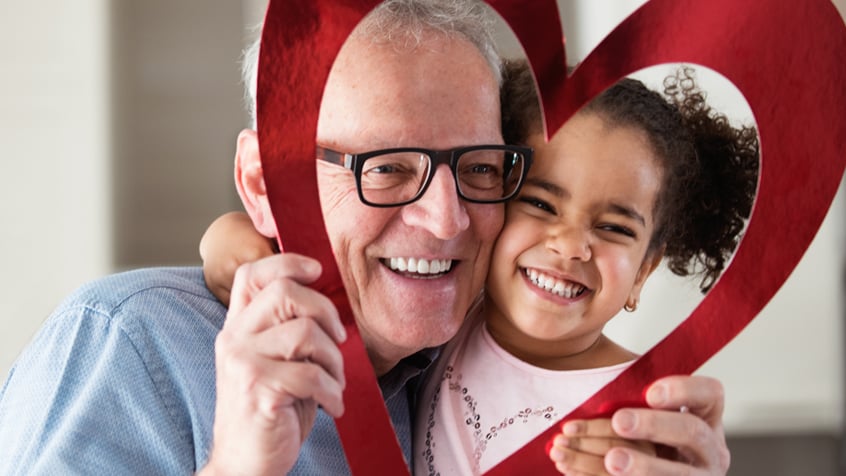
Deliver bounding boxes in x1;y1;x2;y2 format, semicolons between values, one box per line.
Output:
1;1;844;474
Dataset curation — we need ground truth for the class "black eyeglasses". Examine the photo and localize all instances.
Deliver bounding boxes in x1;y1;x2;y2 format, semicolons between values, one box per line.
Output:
316;145;533;207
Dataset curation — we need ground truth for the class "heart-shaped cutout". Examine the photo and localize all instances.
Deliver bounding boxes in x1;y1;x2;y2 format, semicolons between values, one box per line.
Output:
255;0;846;474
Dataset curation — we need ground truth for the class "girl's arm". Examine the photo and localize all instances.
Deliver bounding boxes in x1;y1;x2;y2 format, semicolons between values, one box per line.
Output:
199;211;277;306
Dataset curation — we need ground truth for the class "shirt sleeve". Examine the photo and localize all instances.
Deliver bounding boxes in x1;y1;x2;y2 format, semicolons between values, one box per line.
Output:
0;305;196;475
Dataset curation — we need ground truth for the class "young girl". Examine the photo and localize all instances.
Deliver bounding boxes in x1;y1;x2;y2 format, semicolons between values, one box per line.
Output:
199;62;758;475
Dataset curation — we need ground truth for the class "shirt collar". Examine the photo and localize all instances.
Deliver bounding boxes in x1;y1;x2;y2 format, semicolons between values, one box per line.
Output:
377;347;440;399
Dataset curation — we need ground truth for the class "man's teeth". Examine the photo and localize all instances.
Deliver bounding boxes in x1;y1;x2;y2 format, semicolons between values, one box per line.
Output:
525;269;586;298
388;257;453;275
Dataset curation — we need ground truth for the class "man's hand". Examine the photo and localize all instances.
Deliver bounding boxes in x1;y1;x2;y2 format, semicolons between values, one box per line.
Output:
199;254;348;476
548;375;730;476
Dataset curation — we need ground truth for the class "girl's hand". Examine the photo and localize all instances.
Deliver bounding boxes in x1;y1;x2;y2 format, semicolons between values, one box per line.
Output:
548;418;656;476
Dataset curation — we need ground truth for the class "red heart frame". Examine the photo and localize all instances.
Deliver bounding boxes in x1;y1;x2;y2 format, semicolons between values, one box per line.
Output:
256;0;846;474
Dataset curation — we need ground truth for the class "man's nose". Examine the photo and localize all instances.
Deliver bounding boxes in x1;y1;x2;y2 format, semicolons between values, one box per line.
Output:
400;165;470;239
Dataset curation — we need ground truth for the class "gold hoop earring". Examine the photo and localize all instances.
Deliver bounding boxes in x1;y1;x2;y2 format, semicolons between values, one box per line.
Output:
624;299;638;313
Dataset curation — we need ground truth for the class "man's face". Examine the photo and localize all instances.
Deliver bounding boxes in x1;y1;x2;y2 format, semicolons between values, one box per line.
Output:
316;34;504;372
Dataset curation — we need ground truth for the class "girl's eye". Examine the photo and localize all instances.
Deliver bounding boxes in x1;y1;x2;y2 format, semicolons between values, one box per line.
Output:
598;224;636;238
517;195;555;214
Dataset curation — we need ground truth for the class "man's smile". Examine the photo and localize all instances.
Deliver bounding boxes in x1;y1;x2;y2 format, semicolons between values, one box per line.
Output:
382;257;456;278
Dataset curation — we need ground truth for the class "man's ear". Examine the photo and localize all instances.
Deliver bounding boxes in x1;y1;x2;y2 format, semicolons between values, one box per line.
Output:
234;129;277;238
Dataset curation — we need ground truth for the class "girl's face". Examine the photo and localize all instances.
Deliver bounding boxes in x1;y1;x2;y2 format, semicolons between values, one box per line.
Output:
486;111;664;362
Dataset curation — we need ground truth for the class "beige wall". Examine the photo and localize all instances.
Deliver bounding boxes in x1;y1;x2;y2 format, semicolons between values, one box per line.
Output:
110;0;247;268
0;0;111;381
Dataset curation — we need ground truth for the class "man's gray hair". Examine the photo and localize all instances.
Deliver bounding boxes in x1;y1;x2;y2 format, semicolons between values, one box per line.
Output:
240;0;502;127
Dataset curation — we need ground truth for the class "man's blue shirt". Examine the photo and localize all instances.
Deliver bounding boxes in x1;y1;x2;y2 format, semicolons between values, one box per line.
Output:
0;267;429;474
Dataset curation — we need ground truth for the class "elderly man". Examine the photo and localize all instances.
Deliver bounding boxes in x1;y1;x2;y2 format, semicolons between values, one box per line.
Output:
0;1;729;475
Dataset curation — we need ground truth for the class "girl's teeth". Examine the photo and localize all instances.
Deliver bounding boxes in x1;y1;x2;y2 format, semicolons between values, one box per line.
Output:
524;268;586;298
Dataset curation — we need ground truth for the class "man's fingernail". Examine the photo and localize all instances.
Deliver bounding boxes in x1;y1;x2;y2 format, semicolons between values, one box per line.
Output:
647;383;668;405
607;449;632;472
306;259;322;275
615;410;637;432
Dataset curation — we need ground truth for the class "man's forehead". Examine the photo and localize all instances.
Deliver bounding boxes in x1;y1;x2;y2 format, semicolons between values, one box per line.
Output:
316;34;502;150
333;31;496;79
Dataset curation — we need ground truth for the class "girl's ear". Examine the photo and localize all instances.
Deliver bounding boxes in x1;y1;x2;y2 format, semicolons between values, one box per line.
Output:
627;246;665;308
234;129;278;238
